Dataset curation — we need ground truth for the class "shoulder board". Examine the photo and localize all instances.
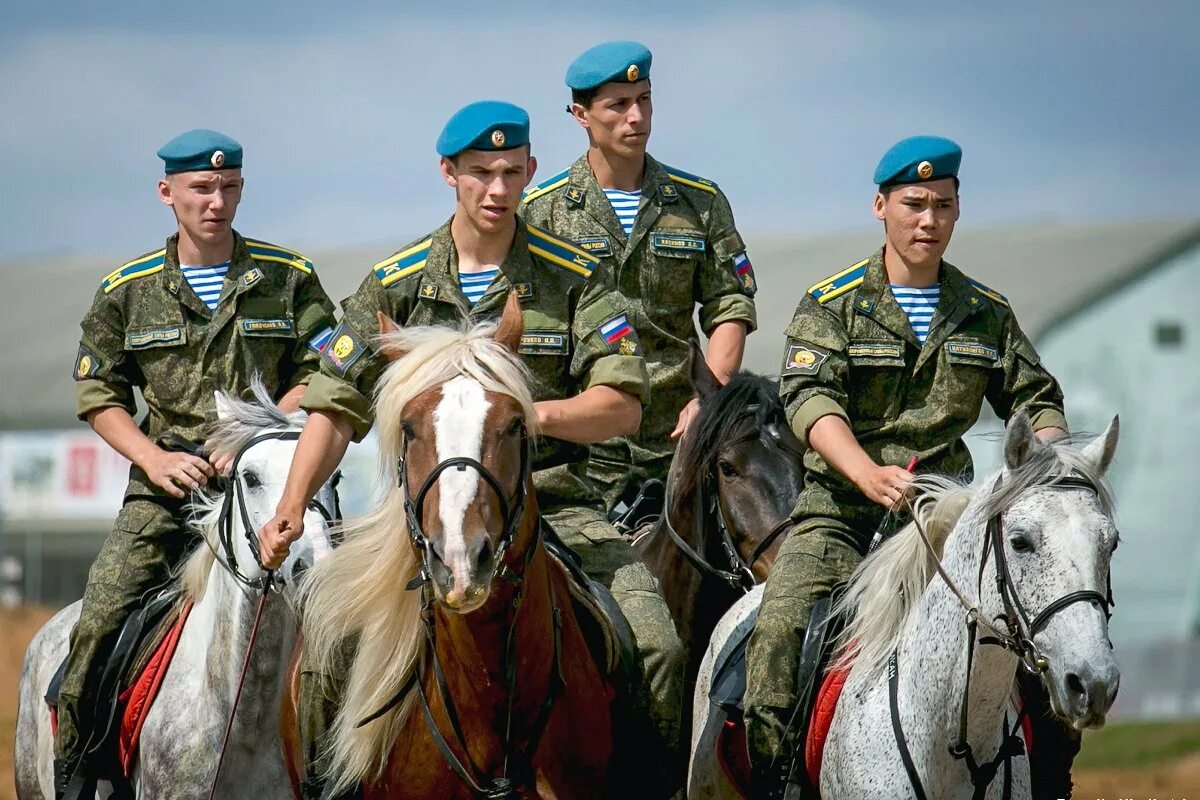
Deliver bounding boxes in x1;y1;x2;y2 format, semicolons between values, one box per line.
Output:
521;168;570;205
526;224;597;278
244;239;313;274
966;278;1010;308
374;238;433;288
662;164;719;195
102;249;166;294
807;258;869;304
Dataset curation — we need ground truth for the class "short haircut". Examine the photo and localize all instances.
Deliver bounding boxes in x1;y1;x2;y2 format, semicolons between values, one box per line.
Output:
568;79;651;112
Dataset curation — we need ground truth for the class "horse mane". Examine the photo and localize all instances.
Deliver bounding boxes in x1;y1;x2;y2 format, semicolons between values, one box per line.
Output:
177;379;307;604
832;435;1115;682
298;320;539;792
671;372;781;515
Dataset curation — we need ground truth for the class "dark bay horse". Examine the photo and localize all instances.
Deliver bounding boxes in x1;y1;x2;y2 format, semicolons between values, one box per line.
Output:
635;348;804;685
283;296;615;799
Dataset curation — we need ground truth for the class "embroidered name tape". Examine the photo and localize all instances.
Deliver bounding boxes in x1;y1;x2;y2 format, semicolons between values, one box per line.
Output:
946;341;999;361
848;342;904;359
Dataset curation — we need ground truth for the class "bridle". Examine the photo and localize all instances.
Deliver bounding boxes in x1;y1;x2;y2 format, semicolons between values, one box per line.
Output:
358;424;563;800
660;404;798;593
213;429;340;590
890;473;1114;800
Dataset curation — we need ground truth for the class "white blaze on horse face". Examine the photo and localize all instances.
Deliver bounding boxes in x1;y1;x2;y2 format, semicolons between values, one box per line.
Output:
434;376;491;600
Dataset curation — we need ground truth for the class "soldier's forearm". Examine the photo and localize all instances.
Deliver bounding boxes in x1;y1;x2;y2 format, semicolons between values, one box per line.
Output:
86;406;162;473
807;414;878;488
277;410;353;515
705;321;748;384
534;386;641;444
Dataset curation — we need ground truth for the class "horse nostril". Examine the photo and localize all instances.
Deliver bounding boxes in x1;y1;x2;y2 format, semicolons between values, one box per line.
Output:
476;538;495;573
1066;672;1086;697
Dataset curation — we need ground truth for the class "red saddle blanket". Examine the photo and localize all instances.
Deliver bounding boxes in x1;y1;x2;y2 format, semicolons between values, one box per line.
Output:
115;602;192;774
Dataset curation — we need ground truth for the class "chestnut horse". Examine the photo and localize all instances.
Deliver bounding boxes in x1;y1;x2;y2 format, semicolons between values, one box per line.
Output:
282;295;615;799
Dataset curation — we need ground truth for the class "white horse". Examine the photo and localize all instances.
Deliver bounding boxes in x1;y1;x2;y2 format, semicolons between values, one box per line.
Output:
689;413;1121;799
15;384;339;799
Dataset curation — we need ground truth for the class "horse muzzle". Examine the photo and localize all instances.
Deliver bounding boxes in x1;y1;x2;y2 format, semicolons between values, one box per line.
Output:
1049;656;1120;729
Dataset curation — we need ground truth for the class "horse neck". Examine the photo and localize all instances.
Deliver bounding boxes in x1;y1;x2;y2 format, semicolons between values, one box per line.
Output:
186;558;297;733
642;469;709;647
897;504;1020;778
432;511;557;726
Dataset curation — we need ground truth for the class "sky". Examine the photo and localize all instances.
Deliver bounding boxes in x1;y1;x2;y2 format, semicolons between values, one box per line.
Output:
1;0;1197;262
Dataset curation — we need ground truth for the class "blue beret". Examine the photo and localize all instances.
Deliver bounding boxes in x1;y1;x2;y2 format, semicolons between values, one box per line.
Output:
874;136;962;188
157;129;242;174
566;41;652;91
437;101;530;158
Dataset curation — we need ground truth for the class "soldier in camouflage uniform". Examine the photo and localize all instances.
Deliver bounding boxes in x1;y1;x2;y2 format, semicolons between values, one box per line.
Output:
521;41;757;514
257;102;684;798
55;129;336;798
742;137;1070;796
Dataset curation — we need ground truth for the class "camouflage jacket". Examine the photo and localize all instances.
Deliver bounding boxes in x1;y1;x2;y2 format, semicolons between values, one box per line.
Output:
299;218;650;510
521;154;756;460
782;248;1068;537
74;232;337;497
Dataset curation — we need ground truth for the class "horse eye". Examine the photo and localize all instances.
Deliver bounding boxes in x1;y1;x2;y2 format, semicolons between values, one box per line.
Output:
1010;536;1034;554
401;420;416;440
506;417;525;437
243;470;262;490
717;459;737;478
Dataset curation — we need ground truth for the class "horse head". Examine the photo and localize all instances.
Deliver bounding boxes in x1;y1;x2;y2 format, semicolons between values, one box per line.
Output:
378;292;537;613
680;344;804;581
994;412;1121;729
197;384;338;595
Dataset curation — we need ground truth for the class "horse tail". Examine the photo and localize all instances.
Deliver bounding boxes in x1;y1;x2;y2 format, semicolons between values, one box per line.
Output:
831;475;972;680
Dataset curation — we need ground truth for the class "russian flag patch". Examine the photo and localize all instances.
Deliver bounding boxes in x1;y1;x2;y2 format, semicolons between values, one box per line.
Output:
733;251;756;295
308;326;335;354
598;314;642;356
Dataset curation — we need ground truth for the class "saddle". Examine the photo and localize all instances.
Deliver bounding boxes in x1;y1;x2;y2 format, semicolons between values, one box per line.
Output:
710;593;847;799
46;589;189;783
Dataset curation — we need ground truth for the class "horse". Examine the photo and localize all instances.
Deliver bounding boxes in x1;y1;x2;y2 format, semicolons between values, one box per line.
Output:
283;296;617;799
689;413;1122;799
15;383;340;799
633;345;803;705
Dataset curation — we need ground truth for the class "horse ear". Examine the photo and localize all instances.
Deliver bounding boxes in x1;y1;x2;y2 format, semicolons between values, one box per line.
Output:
689;341;722;400
1003;409;1037;470
493;291;524;354
213;391;236;422
1079;414;1120;476
377;312;408;361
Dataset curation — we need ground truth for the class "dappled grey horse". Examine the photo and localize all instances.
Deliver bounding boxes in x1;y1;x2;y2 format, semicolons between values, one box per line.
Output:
16;386;339;799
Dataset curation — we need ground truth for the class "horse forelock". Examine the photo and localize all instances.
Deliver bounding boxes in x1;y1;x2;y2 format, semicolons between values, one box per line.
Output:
672;372;781;513
203;377;306;457
299;320;539;792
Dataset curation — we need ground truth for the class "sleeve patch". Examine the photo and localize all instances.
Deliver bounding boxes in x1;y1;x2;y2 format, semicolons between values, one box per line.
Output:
74;346;102;380
598;314;642;356
732;251;756;296
322;324;366;377
783;342;830;374
308;326;335;353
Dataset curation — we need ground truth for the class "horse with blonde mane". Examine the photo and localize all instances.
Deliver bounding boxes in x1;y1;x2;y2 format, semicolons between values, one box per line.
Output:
689;413;1122;799
283;296;618;799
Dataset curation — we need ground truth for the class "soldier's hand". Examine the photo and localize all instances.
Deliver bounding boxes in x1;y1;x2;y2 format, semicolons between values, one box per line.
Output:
670;397;701;441
856;464;915;510
145;449;215;498
259;510;305;570
209;450;235;477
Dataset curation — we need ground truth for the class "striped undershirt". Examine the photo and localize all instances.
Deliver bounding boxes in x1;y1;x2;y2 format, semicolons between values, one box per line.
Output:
459;267;500;306
603;188;641;236
890;284;941;344
179;262;230;311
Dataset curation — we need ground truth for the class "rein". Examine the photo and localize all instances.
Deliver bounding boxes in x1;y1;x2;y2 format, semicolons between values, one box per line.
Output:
356;427;563;799
890;474;1112;800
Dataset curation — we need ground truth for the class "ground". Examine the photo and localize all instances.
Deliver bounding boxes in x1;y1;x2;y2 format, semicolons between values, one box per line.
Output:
1;606;1196;799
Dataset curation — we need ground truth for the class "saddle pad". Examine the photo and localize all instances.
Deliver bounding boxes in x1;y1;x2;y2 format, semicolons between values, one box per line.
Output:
117;602;192;775
804;665;849;786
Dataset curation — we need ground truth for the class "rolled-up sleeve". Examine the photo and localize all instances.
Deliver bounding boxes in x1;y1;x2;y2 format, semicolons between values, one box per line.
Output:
571;285;651;406
987;314;1068;433
74;287;139;420
779;297;850;447
697;190;758;334
287;268;338;389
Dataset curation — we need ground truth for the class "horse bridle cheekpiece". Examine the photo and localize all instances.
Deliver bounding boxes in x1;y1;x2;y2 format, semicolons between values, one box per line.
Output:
890;473;1114;800
216;429;339;590
398;425;531;588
